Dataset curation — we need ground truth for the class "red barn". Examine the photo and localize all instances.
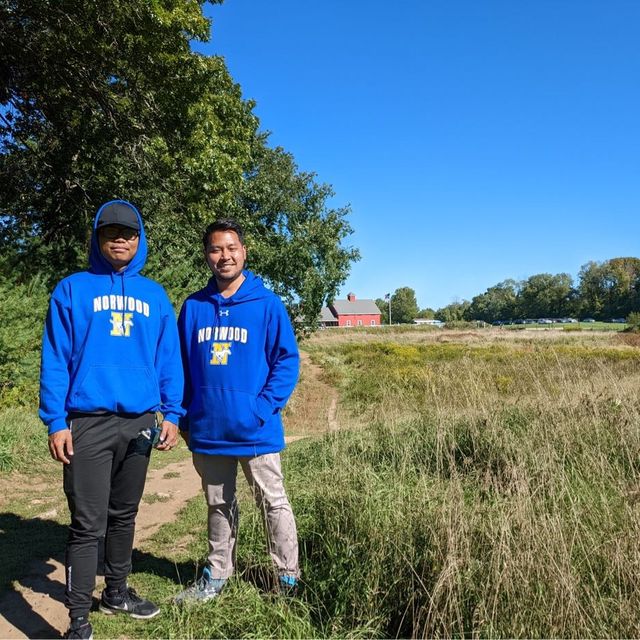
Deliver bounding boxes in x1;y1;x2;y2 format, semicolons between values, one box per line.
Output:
320;293;381;328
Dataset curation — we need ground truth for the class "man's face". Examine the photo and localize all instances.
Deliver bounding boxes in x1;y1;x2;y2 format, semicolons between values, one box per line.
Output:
98;225;139;271
205;230;246;283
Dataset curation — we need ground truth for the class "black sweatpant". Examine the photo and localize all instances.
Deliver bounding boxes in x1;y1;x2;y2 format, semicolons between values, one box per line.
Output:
63;412;154;619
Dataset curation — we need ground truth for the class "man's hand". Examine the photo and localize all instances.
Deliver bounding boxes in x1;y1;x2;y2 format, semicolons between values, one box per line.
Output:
155;420;178;451
48;429;74;464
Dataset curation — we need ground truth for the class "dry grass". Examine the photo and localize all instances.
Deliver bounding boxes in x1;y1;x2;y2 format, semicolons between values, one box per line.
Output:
287;326;640;637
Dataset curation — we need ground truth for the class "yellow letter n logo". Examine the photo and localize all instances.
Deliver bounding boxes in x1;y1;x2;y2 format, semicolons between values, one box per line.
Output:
110;312;134;337
210;342;232;365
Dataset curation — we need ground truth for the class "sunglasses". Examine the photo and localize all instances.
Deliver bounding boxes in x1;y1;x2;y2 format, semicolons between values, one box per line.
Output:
100;226;139;241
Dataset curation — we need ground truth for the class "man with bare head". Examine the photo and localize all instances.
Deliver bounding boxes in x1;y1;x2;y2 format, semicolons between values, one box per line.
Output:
175;219;300;602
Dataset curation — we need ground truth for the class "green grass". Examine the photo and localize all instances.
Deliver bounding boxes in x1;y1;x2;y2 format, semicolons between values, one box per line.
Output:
4;330;640;636
0;407;51;472
142;492;172;505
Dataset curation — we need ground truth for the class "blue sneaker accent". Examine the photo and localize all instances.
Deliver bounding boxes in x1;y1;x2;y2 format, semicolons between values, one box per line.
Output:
278;574;299;596
174;566;227;604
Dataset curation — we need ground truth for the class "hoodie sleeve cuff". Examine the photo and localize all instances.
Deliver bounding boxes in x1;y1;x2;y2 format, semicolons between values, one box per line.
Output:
255;396;274;425
162;413;181;427
48;420;69;435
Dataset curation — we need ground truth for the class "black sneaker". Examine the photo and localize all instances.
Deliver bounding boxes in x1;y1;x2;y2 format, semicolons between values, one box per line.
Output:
65;617;93;639
99;585;160;619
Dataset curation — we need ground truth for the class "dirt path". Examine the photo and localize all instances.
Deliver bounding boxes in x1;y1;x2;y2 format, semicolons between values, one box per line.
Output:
0;351;339;639
0;458;202;639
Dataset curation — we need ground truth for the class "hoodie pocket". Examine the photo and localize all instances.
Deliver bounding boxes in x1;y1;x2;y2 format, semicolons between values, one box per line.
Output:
72;365;158;411
191;387;261;443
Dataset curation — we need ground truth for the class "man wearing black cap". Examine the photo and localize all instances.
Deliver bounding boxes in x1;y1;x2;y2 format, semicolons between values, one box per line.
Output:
40;200;184;639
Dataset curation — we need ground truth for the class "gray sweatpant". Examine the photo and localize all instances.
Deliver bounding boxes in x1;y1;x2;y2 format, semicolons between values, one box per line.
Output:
193;452;299;579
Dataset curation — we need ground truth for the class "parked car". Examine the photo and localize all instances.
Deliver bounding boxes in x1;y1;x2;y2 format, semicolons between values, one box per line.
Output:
612;318;626;323
538;318;553;324
581;318;596;323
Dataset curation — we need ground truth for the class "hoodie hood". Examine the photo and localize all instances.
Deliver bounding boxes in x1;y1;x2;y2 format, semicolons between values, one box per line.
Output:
89;200;147;275
205;270;270;304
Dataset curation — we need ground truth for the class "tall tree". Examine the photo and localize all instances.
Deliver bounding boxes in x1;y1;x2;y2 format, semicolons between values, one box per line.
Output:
0;0;358;331
517;273;575;319
390;287;419;324
577;261;607;319
230;139;359;329
1;0;226;271
468;279;519;322
375;297;390;324
375;289;417;324
578;258;640;319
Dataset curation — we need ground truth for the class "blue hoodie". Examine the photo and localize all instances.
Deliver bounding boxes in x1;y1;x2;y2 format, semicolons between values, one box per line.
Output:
178;271;299;457
39;200;184;435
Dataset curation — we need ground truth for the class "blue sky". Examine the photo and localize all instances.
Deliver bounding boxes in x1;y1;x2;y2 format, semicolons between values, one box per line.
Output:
197;0;640;310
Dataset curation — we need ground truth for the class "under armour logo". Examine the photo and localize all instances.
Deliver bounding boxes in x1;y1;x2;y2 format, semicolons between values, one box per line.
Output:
219;309;229;316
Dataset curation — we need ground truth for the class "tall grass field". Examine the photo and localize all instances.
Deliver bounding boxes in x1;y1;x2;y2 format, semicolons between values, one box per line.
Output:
294;328;640;637
4;326;640;638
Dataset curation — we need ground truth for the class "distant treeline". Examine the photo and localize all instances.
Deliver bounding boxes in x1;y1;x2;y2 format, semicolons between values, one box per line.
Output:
434;257;640;323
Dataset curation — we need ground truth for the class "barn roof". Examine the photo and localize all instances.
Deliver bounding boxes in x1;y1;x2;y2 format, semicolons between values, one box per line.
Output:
319;307;337;321
331;298;381;316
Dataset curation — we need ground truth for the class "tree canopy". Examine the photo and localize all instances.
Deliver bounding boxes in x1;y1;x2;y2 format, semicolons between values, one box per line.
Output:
577;258;640;321
467;279;519;323
0;0;358;330
436;300;470;323
375;287;418;324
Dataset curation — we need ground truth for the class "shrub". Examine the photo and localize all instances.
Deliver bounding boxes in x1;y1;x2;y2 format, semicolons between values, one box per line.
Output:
0;408;49;472
0;276;49;408
626;311;640;331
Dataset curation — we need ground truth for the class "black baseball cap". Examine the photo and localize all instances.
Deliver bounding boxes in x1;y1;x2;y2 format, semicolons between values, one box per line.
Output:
96;202;140;231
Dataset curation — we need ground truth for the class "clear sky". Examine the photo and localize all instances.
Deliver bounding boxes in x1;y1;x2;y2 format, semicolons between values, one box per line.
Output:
196;0;640;310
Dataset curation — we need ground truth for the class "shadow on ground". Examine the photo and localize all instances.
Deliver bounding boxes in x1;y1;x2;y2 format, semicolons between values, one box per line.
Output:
0;512;68;638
